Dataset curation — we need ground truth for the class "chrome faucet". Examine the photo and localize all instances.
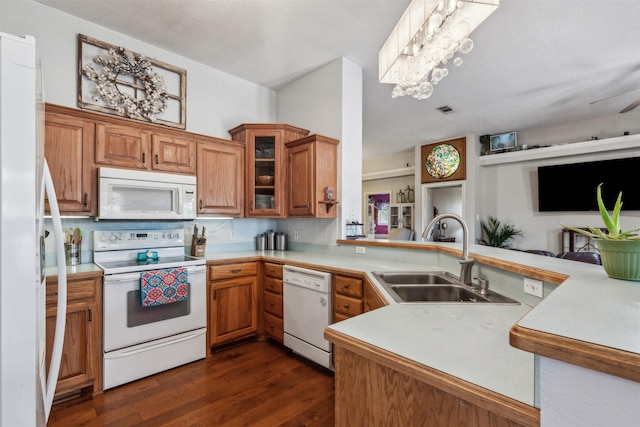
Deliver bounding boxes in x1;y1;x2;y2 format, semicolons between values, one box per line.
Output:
422;213;475;286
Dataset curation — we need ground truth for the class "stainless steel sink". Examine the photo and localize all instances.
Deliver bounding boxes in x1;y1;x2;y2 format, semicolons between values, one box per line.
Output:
371;271;519;305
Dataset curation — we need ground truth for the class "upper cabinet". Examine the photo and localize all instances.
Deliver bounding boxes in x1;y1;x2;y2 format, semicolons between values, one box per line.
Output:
44;109;96;215
286;134;339;218
229;124;309;218
197;138;245;217
95;123;196;175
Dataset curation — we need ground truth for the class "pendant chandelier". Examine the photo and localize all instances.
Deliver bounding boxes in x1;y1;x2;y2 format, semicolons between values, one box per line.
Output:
379;0;500;99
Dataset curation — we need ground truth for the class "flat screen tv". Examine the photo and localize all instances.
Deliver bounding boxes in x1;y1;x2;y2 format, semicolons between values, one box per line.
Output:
538;157;640;212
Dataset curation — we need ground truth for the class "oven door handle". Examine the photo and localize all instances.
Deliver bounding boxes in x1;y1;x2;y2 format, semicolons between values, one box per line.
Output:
105;329;205;358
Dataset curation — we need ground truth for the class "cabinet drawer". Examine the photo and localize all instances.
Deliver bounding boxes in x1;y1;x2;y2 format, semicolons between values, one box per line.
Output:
263;262;283;279
263;291;283;317
264;312;284;343
209;262;257;280
335;275;363;298
264;277;283;294
333;311;351;324
334;293;363;317
46;278;97;305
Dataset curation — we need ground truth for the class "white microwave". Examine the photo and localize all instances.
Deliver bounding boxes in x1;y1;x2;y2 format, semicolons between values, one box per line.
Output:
98;167;197;220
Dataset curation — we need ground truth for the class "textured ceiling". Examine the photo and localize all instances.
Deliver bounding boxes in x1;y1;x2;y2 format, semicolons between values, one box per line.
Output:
36;0;640;160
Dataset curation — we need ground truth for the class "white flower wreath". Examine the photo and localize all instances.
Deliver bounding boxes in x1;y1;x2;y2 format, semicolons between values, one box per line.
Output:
84;47;168;122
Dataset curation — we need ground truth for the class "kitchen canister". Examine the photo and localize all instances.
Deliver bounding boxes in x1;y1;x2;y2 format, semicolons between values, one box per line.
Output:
266;230;275;250
65;243;81;265
256;234;266;251
275;233;287;251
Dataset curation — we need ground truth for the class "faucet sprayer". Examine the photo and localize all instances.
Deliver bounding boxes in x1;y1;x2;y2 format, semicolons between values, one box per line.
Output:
422;213;474;285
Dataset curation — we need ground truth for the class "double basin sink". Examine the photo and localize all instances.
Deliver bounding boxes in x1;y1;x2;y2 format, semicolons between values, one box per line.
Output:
371;271;519;305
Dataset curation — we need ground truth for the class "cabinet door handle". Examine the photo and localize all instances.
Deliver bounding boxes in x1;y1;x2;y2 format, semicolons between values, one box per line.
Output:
213;288;217;300
250;201;254;211
142;152;146;164
199;199;203;210
269;301;274;306
269;283;275;288
343;284;349;289
230;269;241;273
155;154;159;165
307;200;311;211
88;306;92;323
83;193;88;207
270;323;275;328
343;303;349;309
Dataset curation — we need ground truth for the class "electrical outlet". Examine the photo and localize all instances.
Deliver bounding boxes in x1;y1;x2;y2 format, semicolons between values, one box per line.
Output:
230;231;236;241
293;230;299;241
523;278;543;298
355;246;366;254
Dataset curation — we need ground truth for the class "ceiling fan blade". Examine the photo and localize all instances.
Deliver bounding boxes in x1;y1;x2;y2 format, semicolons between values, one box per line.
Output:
620;98;640;113
590;88;640;105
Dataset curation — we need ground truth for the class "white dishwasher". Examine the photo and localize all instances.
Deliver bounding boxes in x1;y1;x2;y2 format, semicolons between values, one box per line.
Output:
283;265;333;370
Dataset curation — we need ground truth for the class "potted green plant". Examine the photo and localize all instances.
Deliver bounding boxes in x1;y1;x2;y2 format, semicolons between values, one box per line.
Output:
479;216;523;248
563;183;640;281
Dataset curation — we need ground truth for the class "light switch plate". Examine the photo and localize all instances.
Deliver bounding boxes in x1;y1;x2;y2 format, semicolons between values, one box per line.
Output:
524;277;543;298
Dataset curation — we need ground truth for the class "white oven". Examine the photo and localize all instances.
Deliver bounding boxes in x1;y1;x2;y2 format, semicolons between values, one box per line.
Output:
94;229;206;390
98;167;197;220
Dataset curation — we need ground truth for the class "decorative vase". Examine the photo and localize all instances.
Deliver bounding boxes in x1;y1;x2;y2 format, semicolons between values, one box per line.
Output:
594;239;640;281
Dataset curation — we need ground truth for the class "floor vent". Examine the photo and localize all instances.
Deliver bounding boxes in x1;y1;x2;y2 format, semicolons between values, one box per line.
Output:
437;105;454;114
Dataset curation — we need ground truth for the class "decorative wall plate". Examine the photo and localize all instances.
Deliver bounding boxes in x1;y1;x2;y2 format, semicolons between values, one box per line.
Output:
421;137;466;183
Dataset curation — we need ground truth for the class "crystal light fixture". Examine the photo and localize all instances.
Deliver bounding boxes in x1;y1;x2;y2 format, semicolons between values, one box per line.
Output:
379;0;500;99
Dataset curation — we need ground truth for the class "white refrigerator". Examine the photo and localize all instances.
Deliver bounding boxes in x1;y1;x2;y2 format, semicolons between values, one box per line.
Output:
0;33;67;426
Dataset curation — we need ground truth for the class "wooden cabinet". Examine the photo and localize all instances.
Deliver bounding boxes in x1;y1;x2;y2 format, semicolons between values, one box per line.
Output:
197;138;245;216
95;122;151;170
208;262;259;346
286;134;339;218
364;277;388;312
262;262;284;343
150;133;196;174
333;274;364;323
95;123;196;174
229;123;309;218
46;272;102;401
44;111;96;215
333;274;388;323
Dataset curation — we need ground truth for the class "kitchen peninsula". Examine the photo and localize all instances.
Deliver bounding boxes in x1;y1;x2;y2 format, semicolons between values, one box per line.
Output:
49;237;639;426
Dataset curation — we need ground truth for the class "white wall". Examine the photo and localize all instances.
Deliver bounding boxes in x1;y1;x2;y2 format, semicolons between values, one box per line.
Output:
478;113;640;253
1;0;276;138
276;58;363;244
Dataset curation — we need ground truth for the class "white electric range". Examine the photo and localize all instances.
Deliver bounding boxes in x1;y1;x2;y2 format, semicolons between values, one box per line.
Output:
93;229;206;390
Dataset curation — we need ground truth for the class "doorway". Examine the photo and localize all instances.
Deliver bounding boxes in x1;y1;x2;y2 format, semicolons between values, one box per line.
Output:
422;182;464;242
363;191;391;238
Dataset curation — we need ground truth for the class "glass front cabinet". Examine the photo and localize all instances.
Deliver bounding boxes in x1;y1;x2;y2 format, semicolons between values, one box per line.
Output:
389;203;414;230
229;124;309;217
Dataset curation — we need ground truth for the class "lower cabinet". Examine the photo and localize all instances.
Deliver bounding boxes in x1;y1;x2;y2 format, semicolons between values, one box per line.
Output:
46;272;102;401
262;262;284;343
333;274;388;323
208;261;259;346
333;274;364;323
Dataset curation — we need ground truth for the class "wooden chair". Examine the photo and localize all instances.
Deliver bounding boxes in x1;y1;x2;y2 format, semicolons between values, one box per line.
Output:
556;251;602;265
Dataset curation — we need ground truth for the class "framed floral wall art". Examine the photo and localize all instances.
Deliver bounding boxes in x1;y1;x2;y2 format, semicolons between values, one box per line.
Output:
78;34;186;129
421;137;467;184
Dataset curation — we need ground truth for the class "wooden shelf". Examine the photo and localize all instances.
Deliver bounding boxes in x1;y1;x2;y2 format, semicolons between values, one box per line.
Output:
478;133;640;166
318;200;339;213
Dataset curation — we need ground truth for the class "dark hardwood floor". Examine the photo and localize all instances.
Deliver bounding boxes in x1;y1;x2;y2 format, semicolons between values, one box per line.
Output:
48;340;335;426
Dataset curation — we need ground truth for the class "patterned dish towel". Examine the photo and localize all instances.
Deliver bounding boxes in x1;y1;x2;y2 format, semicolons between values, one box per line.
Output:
140;267;189;307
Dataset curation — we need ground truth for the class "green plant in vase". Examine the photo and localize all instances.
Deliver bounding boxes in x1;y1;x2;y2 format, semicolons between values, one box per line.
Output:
563;183;640;280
